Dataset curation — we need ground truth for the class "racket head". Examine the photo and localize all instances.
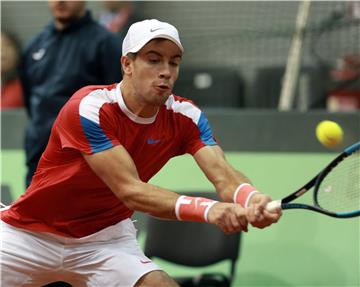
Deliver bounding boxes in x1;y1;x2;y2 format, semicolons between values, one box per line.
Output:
314;141;360;218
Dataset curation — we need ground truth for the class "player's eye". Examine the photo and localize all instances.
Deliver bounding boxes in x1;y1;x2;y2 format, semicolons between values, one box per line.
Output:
170;61;179;67
148;58;160;64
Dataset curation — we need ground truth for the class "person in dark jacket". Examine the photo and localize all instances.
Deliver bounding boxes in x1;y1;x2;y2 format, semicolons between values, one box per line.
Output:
98;1;144;41
20;1;122;187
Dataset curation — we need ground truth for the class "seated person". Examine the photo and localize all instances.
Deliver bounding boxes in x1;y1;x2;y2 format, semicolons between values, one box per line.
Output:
1;30;24;110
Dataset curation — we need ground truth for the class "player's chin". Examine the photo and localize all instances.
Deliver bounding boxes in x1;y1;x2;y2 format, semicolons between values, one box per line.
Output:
152;92;171;105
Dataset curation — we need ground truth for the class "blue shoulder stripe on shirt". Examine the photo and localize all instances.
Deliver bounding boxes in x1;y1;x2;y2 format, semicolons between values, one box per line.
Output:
197;113;217;146
80;116;113;153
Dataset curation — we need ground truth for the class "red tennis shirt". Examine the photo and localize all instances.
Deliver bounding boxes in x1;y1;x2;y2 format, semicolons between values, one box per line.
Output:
1;83;217;237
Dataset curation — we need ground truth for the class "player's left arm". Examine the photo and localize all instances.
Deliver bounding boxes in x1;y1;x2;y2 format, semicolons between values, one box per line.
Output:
193;145;282;228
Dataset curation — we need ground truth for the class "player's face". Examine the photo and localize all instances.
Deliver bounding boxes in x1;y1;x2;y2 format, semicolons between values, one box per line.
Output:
48;1;86;23
128;39;182;107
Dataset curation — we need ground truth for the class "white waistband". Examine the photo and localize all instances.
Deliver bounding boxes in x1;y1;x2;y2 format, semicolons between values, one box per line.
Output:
1;218;137;245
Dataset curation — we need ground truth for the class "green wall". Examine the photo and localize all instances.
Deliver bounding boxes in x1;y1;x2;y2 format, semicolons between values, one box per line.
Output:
1;150;359;287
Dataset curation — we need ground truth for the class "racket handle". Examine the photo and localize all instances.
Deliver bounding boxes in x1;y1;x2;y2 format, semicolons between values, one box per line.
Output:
266;200;282;212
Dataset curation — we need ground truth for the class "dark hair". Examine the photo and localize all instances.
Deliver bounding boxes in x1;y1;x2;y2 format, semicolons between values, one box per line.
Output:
127;52;137;59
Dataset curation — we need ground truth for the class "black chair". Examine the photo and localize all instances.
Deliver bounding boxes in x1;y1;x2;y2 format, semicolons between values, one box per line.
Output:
132;211;149;236
173;67;245;108
1;184;14;205
144;192;241;287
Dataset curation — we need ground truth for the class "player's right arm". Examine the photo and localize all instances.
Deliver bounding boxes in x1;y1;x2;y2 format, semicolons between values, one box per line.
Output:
83;145;248;233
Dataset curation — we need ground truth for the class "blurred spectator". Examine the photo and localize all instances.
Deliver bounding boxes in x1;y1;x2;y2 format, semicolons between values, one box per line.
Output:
327;3;360;112
327;53;360;112
1;30;24;109
21;1;122;187
98;1;143;40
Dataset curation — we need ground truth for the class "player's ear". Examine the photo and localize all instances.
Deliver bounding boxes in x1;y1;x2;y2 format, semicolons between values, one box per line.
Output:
121;55;133;75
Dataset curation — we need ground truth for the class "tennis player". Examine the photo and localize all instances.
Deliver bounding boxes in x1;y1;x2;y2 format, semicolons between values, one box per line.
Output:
1;19;281;286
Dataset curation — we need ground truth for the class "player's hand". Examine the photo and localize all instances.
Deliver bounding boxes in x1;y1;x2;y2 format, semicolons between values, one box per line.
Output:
246;193;282;229
207;202;248;234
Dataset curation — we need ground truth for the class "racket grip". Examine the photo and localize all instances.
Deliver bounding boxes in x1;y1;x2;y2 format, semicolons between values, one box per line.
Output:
266;200;282;212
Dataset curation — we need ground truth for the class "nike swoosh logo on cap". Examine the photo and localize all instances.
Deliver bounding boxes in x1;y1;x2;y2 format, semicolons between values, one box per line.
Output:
150;28;161;32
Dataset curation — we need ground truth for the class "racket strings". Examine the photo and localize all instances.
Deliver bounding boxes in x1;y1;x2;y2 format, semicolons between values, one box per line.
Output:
317;150;360;213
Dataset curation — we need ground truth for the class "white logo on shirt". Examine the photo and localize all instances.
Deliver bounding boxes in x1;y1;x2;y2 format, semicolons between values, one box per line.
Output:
32;48;46;61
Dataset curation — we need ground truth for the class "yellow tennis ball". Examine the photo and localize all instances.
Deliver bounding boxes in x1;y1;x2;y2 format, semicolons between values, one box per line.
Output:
316;120;343;148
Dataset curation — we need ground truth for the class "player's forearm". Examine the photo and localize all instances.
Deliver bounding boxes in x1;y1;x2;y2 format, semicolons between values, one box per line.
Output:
113;180;180;220
213;166;252;202
114;177;249;233
194;146;253;203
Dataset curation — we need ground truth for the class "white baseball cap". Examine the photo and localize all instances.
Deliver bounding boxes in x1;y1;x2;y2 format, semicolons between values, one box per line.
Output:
122;19;184;56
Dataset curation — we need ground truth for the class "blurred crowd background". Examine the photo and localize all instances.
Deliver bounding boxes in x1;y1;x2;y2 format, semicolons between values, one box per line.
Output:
2;1;360;112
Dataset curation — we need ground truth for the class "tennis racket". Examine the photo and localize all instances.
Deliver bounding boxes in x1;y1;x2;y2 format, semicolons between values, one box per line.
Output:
266;141;360;218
